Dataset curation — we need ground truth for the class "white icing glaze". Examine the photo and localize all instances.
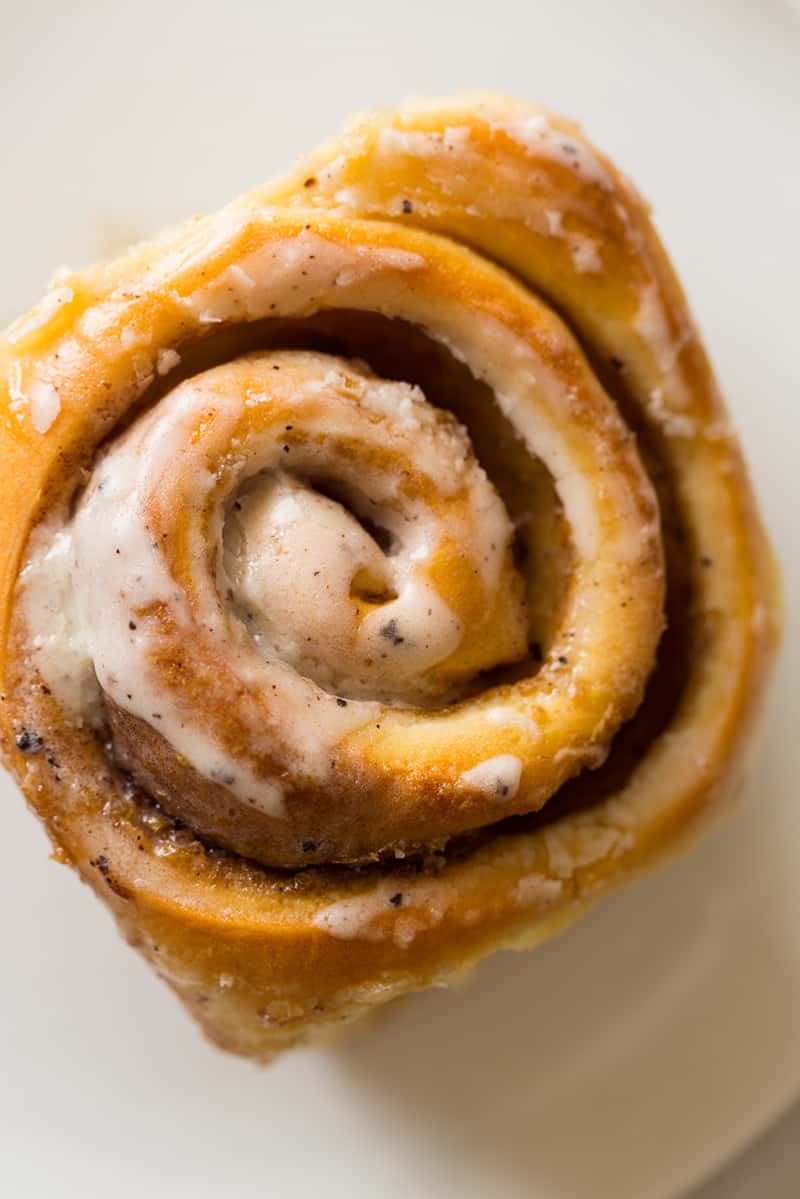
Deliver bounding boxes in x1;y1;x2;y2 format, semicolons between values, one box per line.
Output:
513;874;564;905
377;125;472;158
544;822;634;878
120;326;140;349
543;210;601;272
545;209;563;236
567;232;602;273
7;362;25;422
313;866;563;946
6;366;61;438
181;231;425;327
227;263;256;289
312;883;402;940
28;378;61;433
485;706;540;737
17;521;103;727
634;283;694;396
65;419;288;810
312;879;448;946
459;754;522;799
226;468;464;701
493;113;613;189
648;387;697;439
6;363;61;434
156;348;181;375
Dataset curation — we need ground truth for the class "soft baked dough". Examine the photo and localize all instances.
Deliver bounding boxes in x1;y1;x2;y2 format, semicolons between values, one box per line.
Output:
0;93;779;1060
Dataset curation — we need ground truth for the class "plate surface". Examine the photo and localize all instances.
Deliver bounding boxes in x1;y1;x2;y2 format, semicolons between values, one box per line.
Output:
1;2;798;1196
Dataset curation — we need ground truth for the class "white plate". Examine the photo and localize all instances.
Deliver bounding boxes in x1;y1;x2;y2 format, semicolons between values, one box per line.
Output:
1;2;798;1196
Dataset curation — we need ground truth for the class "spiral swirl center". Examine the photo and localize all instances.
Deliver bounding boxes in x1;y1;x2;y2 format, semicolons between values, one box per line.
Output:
221;354;528;705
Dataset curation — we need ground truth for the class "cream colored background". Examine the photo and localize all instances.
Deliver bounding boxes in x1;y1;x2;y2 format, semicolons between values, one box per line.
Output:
1;1;799;1196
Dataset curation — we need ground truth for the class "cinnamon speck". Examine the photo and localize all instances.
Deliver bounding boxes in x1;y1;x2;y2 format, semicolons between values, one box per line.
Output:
15;729;44;754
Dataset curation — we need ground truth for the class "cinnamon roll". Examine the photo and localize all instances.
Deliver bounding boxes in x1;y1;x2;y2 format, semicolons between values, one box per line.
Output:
0;93;779;1060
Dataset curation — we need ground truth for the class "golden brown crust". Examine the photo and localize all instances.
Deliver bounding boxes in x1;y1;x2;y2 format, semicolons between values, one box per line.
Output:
0;92;780;1060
